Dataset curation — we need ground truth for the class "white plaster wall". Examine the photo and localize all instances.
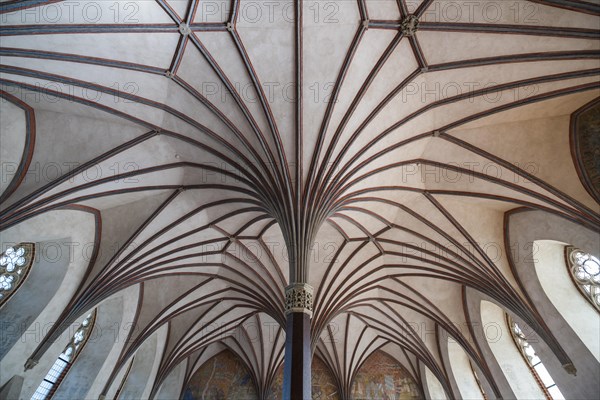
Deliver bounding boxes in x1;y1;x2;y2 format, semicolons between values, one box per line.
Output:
155;359;187;400
105;323;168;400
534;240;600;362
84;284;141;399
140;324;168;400
0;99;26;196
0;209;96;386
447;338;484;400
480;301;544;400
14;313;92;400
424;366;447;400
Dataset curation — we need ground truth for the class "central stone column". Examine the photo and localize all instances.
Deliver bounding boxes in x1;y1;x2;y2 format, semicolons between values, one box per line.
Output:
282;283;313;400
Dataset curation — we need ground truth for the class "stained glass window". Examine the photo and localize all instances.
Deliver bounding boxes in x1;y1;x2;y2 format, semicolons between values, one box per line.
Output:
507;316;564;400
566;247;600;310
0;243;34;306
31;310;97;400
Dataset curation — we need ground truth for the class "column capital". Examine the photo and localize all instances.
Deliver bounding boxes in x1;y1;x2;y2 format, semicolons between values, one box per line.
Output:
285;283;314;317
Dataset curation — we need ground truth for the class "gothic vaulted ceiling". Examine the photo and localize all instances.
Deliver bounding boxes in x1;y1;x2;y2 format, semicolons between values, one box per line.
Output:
0;0;599;397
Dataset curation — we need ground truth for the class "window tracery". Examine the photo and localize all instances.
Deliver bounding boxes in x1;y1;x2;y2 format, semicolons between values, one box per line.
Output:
31;310;97;400
566;247;600;310
507;316;564;400
0;243;34;306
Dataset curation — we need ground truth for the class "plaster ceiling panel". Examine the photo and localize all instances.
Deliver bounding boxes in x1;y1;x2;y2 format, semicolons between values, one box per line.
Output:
313;239;364;299
167;0;192;20
336;208;389;235
319;241;382;294
365;0;402;20
37;168;187;208
406;0;426;15
354;64;592;154
235;238;287;288
163;306;219;361
0;71;186;129
84;192;177;278
447;99;600;211
193;0;229;23
0;110;147;209
129;240;227;276
369;299;443;364
362;75;599;158
344;198;407;229
0;0;176;25
432;195;523;288
324;313;352;369
235;0;296;166
452;90;599;131
346;322;379;371
329;212;372;239
415;170;564;211
159;80;251;140
259;223;289;282
390;191;481;249
421;0;600;28
329;39;419;168
400;277;465;322
213;210;267;233
130;236;228;277
114;190;238;250
317;28;398;170
309;222;347;290
356;59;600;150
1;33;181;68
78;190;175;212
337;138;430;188
235;218;275;236
302;0;360;182
163;135;249;177
38;134;187;197
129;276;211;343
0;99;26;198
0;56;174;107
128;203;251;258
340;165;426;195
176;34;269;149
418;31;599;65
177;302;258;349
0;84;144;129
417;137;588;213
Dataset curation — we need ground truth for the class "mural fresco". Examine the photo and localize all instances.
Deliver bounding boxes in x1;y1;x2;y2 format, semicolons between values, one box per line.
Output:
182;350;419;400
351;351;421;400
267;356;340;399
572;101;600;201
182;350;258;400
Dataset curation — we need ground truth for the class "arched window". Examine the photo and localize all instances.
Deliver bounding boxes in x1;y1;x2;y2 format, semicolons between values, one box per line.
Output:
0;243;34;306
31;310;97;400
565;247;600;311
468;360;488;400
507;316;564;400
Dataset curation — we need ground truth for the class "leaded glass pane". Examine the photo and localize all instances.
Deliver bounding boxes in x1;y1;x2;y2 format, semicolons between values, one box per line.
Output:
508;316;565;400
567;247;600;310
0;243;34;305
30;310;96;400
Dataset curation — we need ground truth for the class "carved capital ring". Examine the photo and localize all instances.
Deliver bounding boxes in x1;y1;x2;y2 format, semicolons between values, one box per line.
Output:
285;283;314;317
